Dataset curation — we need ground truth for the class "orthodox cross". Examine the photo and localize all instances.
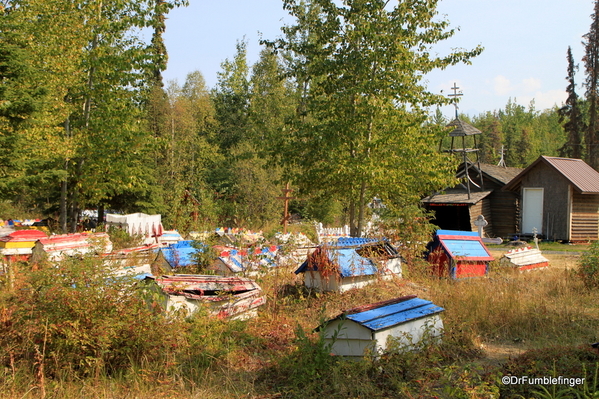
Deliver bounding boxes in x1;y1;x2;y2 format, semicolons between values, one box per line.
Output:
474;215;488;238
448;82;463;119
497;145;507;167
277;182;296;234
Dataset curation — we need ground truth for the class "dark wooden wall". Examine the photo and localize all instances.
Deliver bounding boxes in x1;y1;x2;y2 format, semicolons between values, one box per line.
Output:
519;162;575;241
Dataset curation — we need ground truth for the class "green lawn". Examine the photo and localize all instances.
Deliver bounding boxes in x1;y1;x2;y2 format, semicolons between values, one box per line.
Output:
487;241;590;253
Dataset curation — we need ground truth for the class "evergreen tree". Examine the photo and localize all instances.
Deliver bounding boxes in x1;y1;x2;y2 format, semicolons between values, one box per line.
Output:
0;0;185;230
559;46;585;159
156;73;219;231
583;0;599;169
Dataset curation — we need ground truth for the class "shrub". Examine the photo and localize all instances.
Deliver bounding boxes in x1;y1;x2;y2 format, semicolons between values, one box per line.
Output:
500;345;599;398
0;255;177;380
107;225;144;250
578;241;599;288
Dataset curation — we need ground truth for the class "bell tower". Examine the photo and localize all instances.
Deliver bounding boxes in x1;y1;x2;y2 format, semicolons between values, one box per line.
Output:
439;83;484;199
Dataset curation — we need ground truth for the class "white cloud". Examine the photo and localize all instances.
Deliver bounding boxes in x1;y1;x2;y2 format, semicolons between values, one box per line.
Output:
522;78;542;93
518;89;567;111
493;75;514;95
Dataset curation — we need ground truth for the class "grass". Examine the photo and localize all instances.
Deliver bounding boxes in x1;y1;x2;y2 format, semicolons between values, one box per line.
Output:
2;245;599;398
487;240;590;253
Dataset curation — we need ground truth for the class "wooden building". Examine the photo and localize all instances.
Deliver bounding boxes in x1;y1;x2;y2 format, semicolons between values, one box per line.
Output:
503;156;599;241
30;232;112;263
0;229;47;266
426;230;494;279
500;246;549;271
144;274;266;320
317;295;444;357
422;162;522;239
294;238;402;292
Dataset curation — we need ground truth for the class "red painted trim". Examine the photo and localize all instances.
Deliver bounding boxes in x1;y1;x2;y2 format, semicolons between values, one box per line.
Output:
437;234;484;241
518;262;549;271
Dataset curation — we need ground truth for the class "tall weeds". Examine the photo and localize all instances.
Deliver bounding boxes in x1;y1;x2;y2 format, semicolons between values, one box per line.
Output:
427;264;599;346
2;237;599;398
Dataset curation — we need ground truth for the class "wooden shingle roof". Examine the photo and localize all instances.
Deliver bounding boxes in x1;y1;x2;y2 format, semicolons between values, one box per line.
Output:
421;189;493;205
446;119;482;137
478;163;523;185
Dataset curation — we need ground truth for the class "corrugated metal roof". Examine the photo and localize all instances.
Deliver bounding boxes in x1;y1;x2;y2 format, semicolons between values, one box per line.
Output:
344;297;444;331
161;240;201;268
504;156;599;194
543;156;599;194
435;230;494;260
502;246;549;267
443;239;491;258
336;248;379;277
335;237;379;247
295;248;378;277
217;245;279;273
437;230;479;237
152;274;261;293
0;229;46;242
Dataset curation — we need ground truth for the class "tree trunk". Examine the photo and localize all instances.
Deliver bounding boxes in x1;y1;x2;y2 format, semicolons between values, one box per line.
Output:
356;179;367;237
60;115;70;234
97;204;105;229
348;199;357;237
60;165;68;234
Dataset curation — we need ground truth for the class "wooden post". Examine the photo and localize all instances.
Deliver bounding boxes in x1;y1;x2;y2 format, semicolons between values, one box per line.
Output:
276;183;296;234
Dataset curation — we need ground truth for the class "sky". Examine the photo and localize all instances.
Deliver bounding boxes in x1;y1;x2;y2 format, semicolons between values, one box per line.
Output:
161;0;596;119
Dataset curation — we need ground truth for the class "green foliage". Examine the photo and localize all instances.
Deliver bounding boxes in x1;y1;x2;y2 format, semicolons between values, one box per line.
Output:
0;0;187;231
558;46;585;159
107;226;144;250
583;0;599;170
578;240;599;288
0;255;176;379
176;310;255;379
211;39;250;151
154;73;221;232
272;0;482;236
500;346;599;398
189;239;218;274
259;319;494;399
469;100;567;168
266;322;339;397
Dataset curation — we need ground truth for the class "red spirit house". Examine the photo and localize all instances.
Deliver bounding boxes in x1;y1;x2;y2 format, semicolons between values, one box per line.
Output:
426;230;494;279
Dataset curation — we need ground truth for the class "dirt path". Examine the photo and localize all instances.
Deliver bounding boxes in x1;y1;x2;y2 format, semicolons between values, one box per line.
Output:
481;342;530;367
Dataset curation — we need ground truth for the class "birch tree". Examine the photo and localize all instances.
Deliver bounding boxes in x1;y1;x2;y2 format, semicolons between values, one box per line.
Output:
0;0;185;230
272;0;482;236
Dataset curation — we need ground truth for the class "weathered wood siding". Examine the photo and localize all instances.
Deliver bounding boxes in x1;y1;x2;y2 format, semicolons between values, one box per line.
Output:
518;162;571;240
571;192;599;241
473;178;519;239
488;190;520;238
468;197;493;237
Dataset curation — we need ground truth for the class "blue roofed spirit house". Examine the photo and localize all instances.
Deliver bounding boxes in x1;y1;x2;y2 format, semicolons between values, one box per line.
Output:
318;295;444;357
426;230;494;279
295;238;402;292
